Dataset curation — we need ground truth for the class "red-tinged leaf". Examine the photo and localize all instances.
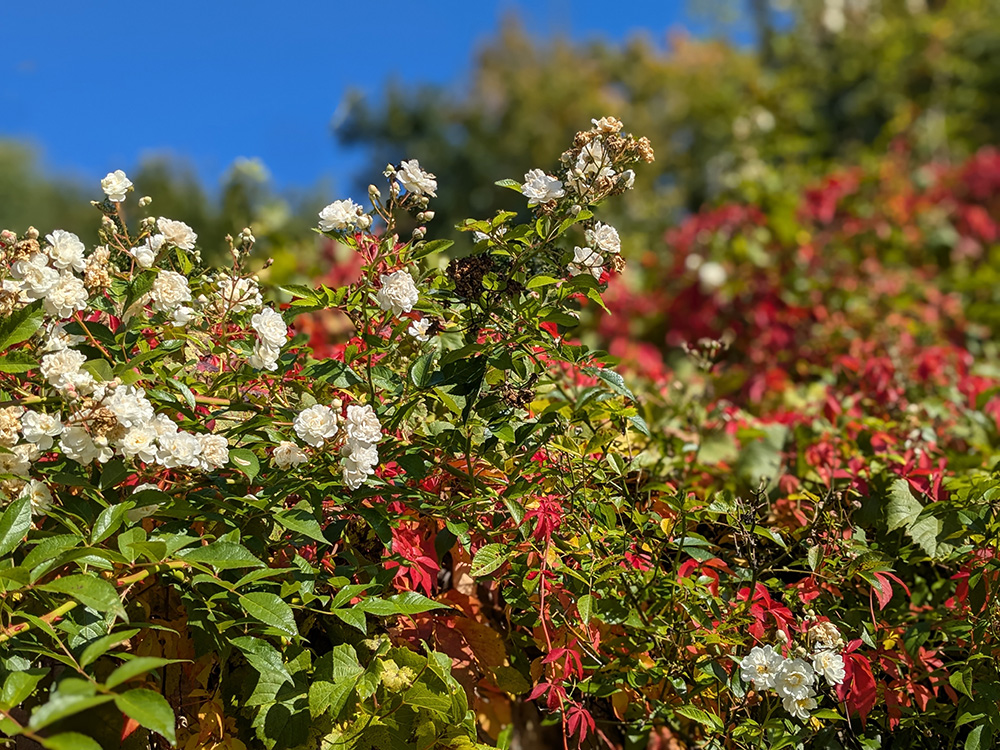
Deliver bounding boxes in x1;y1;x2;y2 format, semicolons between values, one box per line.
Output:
871;572;894;610
121;715;141;742
837;652;879;722
528;683;549;701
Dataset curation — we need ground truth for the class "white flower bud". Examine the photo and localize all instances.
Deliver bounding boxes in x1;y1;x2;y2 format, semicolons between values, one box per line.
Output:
412;227;426;241
138;196;152;207
368;184;381;199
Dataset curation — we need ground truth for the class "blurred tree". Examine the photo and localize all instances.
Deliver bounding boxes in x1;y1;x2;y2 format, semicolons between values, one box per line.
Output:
336;1;1000;250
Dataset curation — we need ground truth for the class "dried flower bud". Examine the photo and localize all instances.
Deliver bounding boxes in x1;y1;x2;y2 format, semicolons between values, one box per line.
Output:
25;226;39;240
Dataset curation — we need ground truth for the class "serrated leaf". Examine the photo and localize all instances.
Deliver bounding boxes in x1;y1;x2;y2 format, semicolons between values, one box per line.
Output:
38;575;125;619
1;669;47;711
275;502;328;544
0;495;32;557
410;352;436;388
526;275;561;289
494;178;523;193
582;366;636;401
886;479;942;558
240;592;298;636
178;541;264;570
674;704;724;731
90;501;133;545
79;628;140;667
470;543;508;577
114;689;176;745
331;608;367;633
228;448;260;482
0;351;39;373
0;301;44;351
578;594;593;624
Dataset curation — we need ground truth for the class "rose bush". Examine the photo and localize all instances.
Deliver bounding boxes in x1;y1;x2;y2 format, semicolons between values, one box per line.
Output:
0;115;997;750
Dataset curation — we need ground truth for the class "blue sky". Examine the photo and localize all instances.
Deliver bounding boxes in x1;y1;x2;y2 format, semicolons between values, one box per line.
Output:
0;1;740;194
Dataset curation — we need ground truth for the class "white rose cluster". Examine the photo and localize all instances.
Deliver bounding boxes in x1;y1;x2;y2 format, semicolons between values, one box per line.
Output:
248;306;288;371
318;199;371;232
216;274;263;314
5;231;96;319
567;222;622;280
376;270;419;317
341;404;382;490
128;234;164;269
157;218;198;251
739;623;847;722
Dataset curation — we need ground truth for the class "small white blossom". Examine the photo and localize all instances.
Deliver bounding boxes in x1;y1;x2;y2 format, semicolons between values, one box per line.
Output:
11;253;59;301
101;169;133;202
591;116;624;134
104;386;155;430
151;414;179;439
251;307;288;350
809;621;844;650
318;199;368;232
376;270;419;316
585;223;621;255
20;411;63;451
293;405;339;447
782;690;818;721
157;218;197;251
43;273;89;319
45;230;87;272
344;404;382;446
812;650;846;687
395;160;438;197
197;433;229;471
698;261;727;291
117;425;159;464
0;444;33;476
621;169;636;189
20;480;53;516
60;425;102;465
773;658;816;700
568;246;603;280
522;169;565;206
407;317;431;342
273;441;308;469
40;349;88;392
248;341;280;371
739;645;784;690
171;305;196;326
129;234;164;269
151;270;192;312
157;430;202;469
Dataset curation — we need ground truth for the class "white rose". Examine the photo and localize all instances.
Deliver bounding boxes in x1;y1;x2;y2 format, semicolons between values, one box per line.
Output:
782;690;818;721
585;222;621;255
407;317;431;342
45;230;87;272
812;650;846;686
376;270;419;316
171;306;196;326
20;411;63;451
318;199;367;232
773;658;816;700
40;348;87;391
273;441;308;469
251;307;288;349
104;386;155;429
344;404;382;446
60;425;102;465
20;480;53;516
568;246;603;280
739;645;784;690
151;270;192;312
395;160;438;197
293;405;339;447
157;218;197;250
157;431;202;468
522;169;565;206
12;254;59;301
197;433;229;471
101;169;133;202
117;425;159;463
43;273;89;319
129;234;164;269
248;341;280;371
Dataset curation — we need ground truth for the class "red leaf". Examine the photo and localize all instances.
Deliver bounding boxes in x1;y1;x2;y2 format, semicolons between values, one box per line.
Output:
121;716;142;742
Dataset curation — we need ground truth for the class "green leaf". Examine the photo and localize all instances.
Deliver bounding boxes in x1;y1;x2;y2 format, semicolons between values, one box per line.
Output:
582;366;636;401
0;351;39;373
413;238;455;260
231;636;293;686
310;645;364;718
114;689;176;745
410;352;436;388
177;541;264;570
228;448;260;482
965;725;987;750
1;669;47;711
470;543;509;577
79;628;140;667
90;501;133;544
275;502;328;544
0;495;32;557
29;680;114;730
491;666;530;695
331;608;367;633
949;670;974;699
0;301;44;351
41;733;104;750
627;414;651;437
240;592;298;636
38;575;125;619
526;275;561;289
886;479;943;558
105;657;183;690
578;594;593;624
494;178;523;193
674;704;724;731
355;592;450;617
